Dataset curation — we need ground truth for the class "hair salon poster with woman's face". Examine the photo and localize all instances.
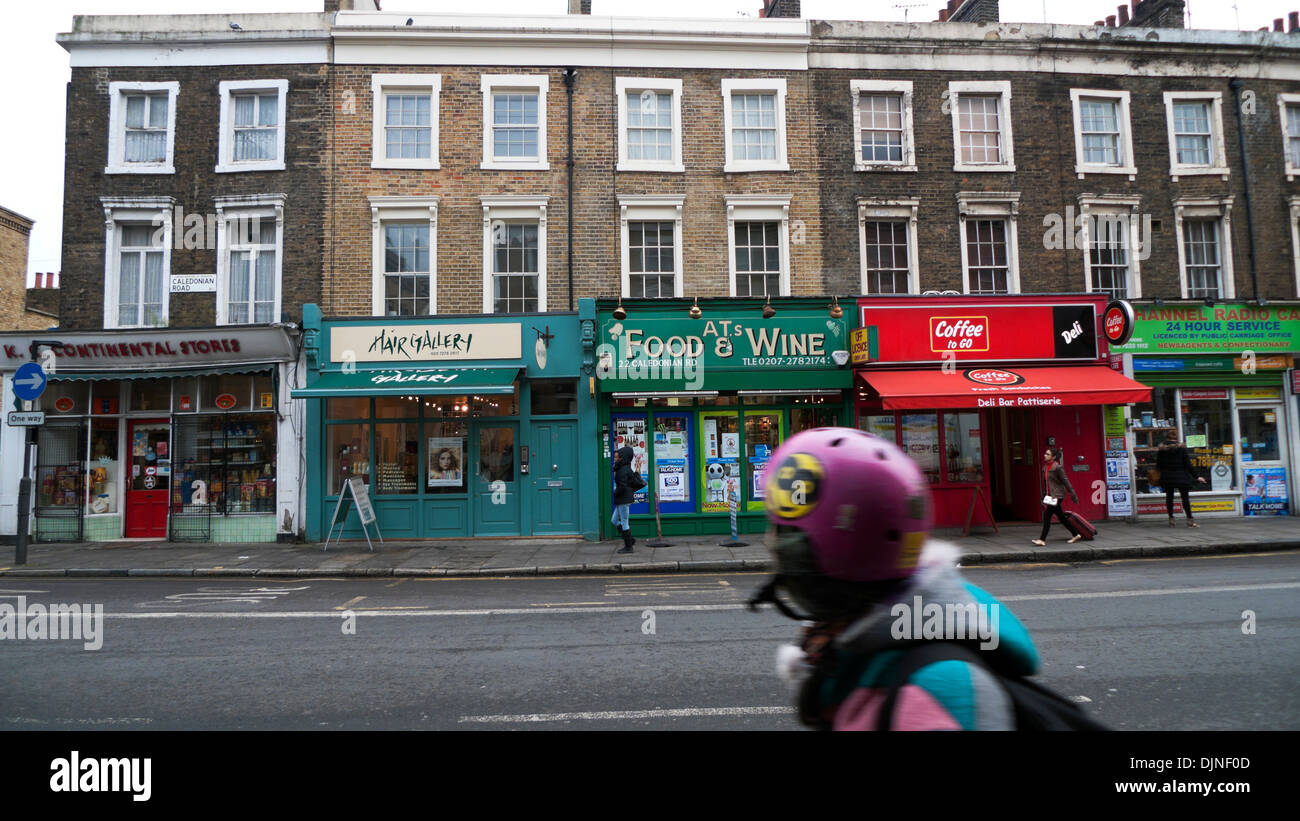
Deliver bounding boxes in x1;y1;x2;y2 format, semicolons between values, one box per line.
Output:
428;438;465;487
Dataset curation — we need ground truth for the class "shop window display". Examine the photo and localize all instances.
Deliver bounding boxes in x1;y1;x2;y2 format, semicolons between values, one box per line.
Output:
329;424;370;495
176;414;276;513
375;422;419;494
1132;386;1181;494
87;418;119;514
43;380;87;416
945;412;984;484
1180;397;1234;489
426;422;467;494
900;413;941;484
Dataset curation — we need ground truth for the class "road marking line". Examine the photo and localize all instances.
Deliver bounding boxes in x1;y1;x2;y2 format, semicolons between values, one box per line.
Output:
528;602;608;607
999;582;1300;602
458;706;790;724
336;596;367;611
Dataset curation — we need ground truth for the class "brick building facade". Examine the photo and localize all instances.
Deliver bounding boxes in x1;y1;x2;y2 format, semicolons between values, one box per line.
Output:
0;206;52;331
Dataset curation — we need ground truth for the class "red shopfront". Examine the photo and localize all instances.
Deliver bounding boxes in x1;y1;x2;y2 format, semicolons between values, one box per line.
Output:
853;296;1150;528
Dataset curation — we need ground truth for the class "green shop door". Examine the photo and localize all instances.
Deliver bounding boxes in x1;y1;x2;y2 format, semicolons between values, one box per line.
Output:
531;421;579;534
472;422;520;535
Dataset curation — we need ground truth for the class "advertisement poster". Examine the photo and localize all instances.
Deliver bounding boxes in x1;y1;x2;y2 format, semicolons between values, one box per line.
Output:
703;458;740;513
427;437;465;487
721;433;740;459
1107;485;1133;516
658;462;686;502
1105;452;1130;482
1244;467;1289;516
614;418;649;503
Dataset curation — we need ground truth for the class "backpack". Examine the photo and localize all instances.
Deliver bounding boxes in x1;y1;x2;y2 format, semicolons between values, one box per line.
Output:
877;641;1108;731
626;472;646;492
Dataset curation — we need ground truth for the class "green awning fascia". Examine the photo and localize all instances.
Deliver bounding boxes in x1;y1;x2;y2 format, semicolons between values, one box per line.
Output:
292;367;520;398
50;364;276;381
599;368;853;394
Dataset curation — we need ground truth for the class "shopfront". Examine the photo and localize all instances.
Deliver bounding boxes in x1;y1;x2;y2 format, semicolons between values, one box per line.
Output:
1112;302;1300;519
0;326;299;543
594;298;854;538
853;295;1151;528
296;305;598;541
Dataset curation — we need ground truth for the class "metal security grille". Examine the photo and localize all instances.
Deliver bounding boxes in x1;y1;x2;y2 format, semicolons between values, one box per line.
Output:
169;416;211;542
35;423;86;543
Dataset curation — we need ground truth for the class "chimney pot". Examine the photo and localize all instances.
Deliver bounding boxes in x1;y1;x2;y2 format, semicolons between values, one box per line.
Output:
938;9;949;21
1118;6;1130;23
1290;11;1299;31
1095;19;1105;26
1106;14;1116;26
1275;18;1285;31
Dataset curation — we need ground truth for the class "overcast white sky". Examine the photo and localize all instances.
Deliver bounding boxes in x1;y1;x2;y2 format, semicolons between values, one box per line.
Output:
2;0;1295;285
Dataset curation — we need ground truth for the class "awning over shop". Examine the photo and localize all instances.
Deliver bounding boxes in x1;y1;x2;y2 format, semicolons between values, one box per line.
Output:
50;364;276;381
858;365;1152;410
291;367;520;398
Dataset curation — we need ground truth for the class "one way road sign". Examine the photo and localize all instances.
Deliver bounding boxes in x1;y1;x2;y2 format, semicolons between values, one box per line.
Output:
12;362;46;402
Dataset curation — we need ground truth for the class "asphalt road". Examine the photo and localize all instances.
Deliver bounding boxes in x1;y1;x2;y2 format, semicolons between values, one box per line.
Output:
0;552;1296;730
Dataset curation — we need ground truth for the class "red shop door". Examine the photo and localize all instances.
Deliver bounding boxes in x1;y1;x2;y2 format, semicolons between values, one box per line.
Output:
125;419;171;539
1039;406;1106;523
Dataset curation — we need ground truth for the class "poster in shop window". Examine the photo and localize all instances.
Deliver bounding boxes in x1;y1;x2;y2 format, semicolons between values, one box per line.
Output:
1243;467;1288;516
614;418;648;503
657;462;686;502
427;437;464;487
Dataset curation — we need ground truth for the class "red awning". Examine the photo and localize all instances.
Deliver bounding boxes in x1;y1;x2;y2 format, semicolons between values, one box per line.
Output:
858;365;1152;410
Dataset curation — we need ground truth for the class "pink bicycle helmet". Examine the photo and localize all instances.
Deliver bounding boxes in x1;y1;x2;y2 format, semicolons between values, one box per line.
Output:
753;427;932;620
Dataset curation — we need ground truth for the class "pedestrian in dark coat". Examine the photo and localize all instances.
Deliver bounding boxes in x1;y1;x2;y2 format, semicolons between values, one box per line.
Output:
1032;446;1081;546
1156;430;1206;526
612;446;637;554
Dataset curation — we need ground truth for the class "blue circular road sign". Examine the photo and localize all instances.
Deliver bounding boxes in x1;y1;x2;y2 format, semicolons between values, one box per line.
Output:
13;362;48;402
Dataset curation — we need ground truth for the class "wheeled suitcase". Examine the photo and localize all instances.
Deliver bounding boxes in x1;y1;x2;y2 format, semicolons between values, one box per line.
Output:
1063;510;1097;541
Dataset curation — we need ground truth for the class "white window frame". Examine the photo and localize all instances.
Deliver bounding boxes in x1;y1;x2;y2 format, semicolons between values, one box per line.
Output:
957;191;1020;295
851;80;915;173
213;194;285;326
619;195;684;298
1277;93;1300;181
369;196;439;316
857;198;919;294
948;81;1015;173
615;78;684;173
216;79;288;174
1173;196;1236;300
1289;196;1300;298
1163;92;1229;180
1078;194;1144;300
481;196;548;313
481;75;549;171
105;81;179;175
371;74;441;170
100;196;174;330
725;195;791;297
721;79;789;173
1069;89;1136;179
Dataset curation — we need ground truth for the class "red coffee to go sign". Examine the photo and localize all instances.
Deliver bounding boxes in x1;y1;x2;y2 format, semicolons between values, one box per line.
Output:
214;393;238;410
964;368;1026;386
930;317;989;352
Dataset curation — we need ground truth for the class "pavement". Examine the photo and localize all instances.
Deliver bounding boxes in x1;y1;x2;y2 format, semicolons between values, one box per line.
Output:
1;516;1297;577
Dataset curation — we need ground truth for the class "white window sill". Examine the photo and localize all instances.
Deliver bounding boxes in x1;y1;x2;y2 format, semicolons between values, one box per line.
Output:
372;159;440;170
855;163;917;173
104;164;175;175
953;162;1016;173
1169;166;1230;181
105;323;169;331
481;160;550;171
724;162;791;174
617;161;685;173
215;161;286;174
1075;165;1137;179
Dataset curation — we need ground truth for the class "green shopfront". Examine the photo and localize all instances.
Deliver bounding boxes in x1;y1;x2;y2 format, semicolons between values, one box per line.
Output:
1111;302;1300;519
297;305;599;541
595;298;855;538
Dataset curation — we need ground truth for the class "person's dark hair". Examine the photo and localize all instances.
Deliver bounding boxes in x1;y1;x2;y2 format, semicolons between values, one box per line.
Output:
1047;446;1063;462
435;448;459;472
1164;429;1180;442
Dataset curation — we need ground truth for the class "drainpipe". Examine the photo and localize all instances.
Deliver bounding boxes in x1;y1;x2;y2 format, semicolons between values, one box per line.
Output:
1229;79;1261;304
563;68;577;311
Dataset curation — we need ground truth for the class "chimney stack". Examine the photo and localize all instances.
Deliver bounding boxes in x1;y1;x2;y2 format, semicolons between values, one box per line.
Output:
568;0;592;13
1121;0;1184;28
1275;18;1285;32
942;0;999;24
760;0;801;17
1118;6;1130;24
1290;11;1299;31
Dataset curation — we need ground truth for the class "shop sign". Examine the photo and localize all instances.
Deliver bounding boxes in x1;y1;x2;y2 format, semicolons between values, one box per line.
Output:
1103;299;1136;347
214;393;238;410
54;397;74;413
1103;406;1126;439
850;327;873;364
179;395;193;411
330;323;522;364
1111;304;1300;354
1137;498;1236;515
964;368;1025;387
0;328;295;370
1291;368;1300;395
599;313;848;384
1181;389;1229;400
1133;355;1293;372
1235;387;1282;401
857;301;1099;364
